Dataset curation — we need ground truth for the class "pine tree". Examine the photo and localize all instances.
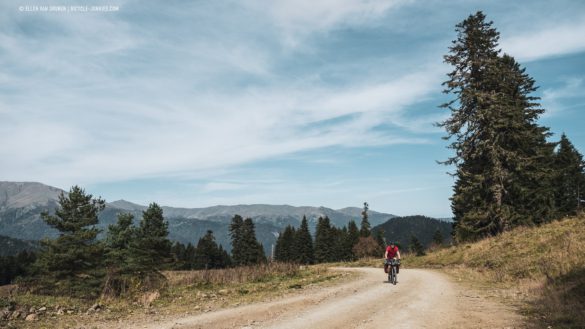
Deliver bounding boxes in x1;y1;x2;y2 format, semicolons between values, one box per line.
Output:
440;12;554;242
128;203;172;275
34;186;105;297
294;216;314;264
170;241;187;269
553;133;585;216
218;245;232;268
346;220;360;260
275;225;296;262
229;215;245;266
104;213;135;274
432;229;444;246
409;236;426;256
185;243;196;269
234;218;266;265
0;251;36;285
360;202;371;237
103;212;140;295
194;230;225;269
314;216;333;263
374;228;386;253
330;226;345;262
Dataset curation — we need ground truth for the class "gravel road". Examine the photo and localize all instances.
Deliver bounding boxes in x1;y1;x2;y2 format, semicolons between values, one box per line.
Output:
133;267;524;329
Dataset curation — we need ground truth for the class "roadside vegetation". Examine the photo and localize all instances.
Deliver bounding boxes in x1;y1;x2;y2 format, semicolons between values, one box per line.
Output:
0;186;364;328
406;215;585;329
1;262;347;328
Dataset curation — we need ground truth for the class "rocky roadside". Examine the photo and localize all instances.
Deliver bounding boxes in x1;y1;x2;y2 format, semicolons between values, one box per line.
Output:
0;303;104;327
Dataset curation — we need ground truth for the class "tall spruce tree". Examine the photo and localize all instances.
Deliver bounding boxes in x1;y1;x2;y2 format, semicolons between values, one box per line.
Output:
294;216;315;264
360;202;371;237
34;186;105;297
314;216;333;263
409;236;426;256
128;203;172;275
103;212;139;295
229;215;245;266
194;230;228;269
440;12;554;241
275;225;296;262
104;213;135;275
330;226;346;262
346;220;360;260
553;133;585;216
232;217;266;265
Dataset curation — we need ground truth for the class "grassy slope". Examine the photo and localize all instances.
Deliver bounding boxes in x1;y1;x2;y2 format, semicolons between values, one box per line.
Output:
3;264;350;329
407;215;585;328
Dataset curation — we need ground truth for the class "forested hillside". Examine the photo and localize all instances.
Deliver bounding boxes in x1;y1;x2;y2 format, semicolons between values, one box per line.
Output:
0;235;38;257
372;215;452;249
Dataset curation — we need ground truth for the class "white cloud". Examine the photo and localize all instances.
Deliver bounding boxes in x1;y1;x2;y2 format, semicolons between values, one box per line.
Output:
243;0;409;47
500;18;585;61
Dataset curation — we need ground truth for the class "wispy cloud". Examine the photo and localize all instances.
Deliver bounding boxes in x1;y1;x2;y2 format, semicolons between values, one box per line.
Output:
541;77;585;117
500;17;585;62
243;0;410;48
2;0;584;218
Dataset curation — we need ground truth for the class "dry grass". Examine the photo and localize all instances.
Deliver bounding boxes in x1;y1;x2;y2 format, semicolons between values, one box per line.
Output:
406;215;585;328
164;262;300;286
6;263;346;329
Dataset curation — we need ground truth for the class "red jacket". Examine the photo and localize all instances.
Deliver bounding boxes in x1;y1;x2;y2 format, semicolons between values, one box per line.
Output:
386;245;399;259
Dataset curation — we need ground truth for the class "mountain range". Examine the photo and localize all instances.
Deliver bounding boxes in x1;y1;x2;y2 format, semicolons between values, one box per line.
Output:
0;181;451;255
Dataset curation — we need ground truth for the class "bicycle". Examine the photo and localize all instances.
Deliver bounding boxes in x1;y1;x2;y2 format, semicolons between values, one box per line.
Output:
385;258;400;285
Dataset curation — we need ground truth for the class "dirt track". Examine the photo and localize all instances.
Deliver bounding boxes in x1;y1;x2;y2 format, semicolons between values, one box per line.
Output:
132;267;524;329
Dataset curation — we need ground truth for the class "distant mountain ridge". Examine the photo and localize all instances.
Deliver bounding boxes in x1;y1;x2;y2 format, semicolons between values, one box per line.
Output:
0;181;62;209
0;181;401;254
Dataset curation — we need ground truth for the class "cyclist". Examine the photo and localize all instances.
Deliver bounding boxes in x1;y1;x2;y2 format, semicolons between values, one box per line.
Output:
384;241;401;274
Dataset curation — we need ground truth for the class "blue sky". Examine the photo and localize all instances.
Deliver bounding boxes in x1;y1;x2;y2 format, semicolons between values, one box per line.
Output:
1;0;584;217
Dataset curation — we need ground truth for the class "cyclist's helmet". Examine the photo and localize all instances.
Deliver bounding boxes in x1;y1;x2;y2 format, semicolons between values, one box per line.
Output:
389;241;395;246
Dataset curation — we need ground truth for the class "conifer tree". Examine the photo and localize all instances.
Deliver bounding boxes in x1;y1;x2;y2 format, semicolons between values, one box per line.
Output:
128;203;171;275
334;226;349;262
232;217;266;265
194;230;226;269
374;228;386;253
229;215;245;266
294;216;314;264
409;236;426;256
360;202;371;237
314;216;333;263
0;251;36;285
170;241;187;269
104;213;135;276
346;220;360;260
440;12;554;241
275;225;296;262
218;245;232;268
553;133;585;216
34;186;105;297
103;212;141;295
184;243;196;269
432;229;444;246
